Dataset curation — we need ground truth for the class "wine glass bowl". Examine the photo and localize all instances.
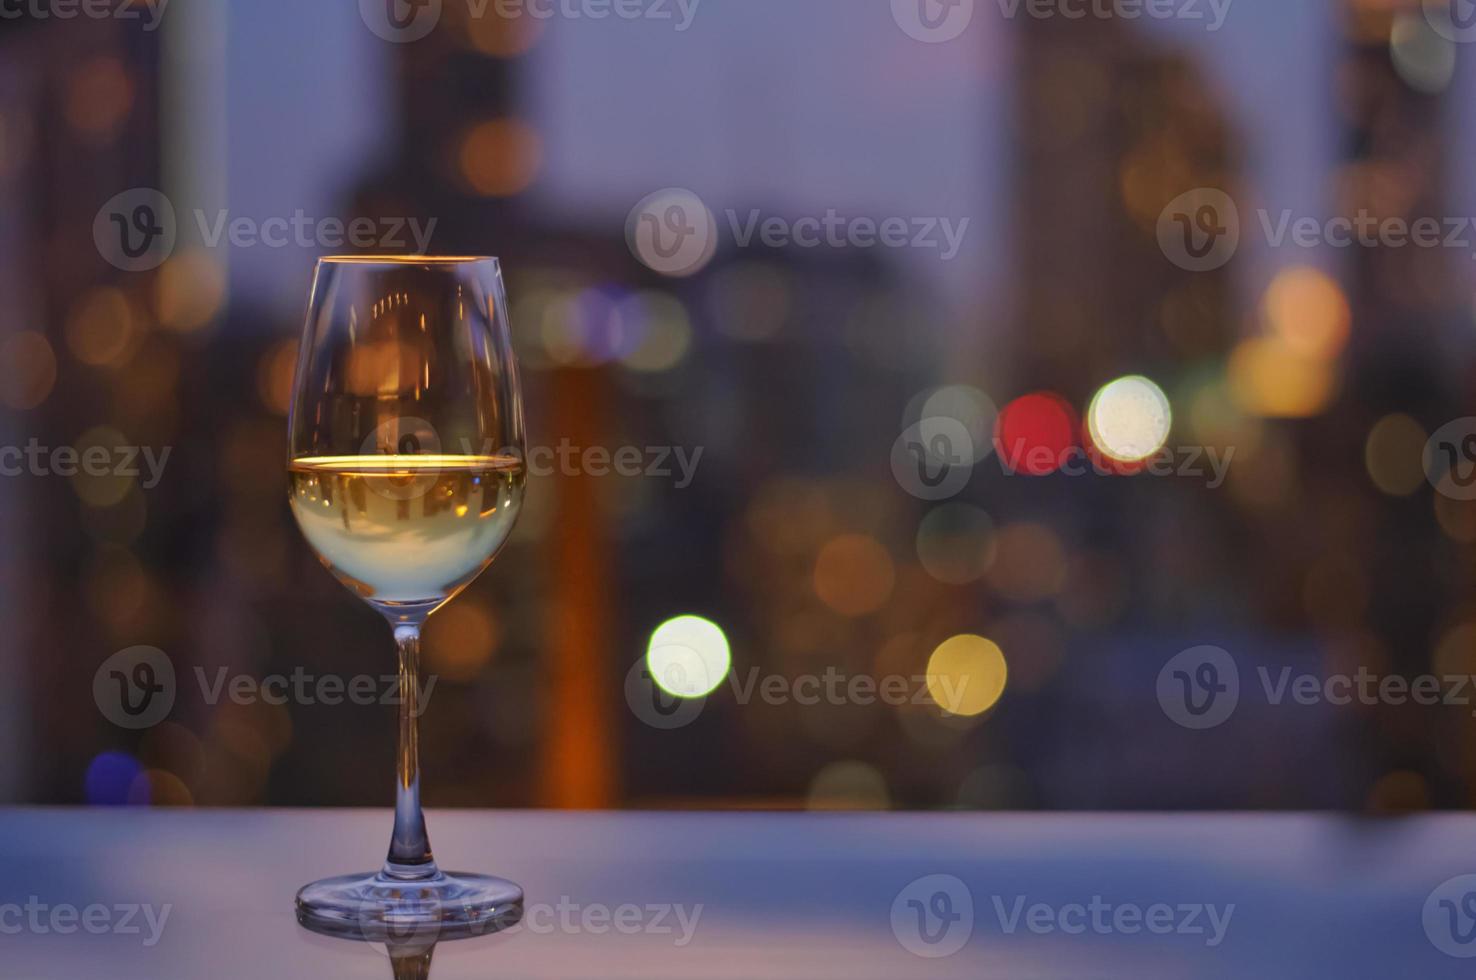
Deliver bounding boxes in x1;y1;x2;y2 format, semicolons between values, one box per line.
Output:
287;256;526;939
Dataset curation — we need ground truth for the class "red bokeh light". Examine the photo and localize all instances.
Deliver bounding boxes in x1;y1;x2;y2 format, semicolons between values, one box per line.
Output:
995;392;1078;476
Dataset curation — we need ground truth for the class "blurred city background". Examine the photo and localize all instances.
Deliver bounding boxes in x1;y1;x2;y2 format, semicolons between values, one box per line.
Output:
2;0;1475;813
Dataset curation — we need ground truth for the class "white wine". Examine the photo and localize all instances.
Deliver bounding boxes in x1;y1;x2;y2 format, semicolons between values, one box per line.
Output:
288;455;524;606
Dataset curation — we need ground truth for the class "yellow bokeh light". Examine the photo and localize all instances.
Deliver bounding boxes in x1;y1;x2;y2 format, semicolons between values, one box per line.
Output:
66;288;141;367
1263;266;1350;361
155;249;225;332
646;615;731;699
457;118;542;197
1228;336;1336;419
459;4;545;56
1087;375;1171;462
1364;413;1427;497
926;634;1008;718
71;426;136;508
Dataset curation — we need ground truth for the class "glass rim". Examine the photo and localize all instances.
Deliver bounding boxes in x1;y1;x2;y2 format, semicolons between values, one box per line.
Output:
316;255;500;267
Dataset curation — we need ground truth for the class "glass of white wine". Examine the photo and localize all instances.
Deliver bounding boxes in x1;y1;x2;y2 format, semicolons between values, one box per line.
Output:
287;256;526;939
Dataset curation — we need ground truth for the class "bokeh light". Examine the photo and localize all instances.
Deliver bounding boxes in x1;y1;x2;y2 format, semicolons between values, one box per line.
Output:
154;249;225;332
1228;336;1336;418
916;504;996;585
616;291;692;373
995;392;1077;475
646;615;731;699
918;385;997;465
813;534;896;616
0;330;57;409
925;635;1008;718
1364;413;1427;497
1087;375;1171;463
457;117;542;197
806;761;890;810
65;56;134;144
84;751;144;806
424;600;502;682
65;288;141;367
1390;12;1456;94
1262;266;1350;361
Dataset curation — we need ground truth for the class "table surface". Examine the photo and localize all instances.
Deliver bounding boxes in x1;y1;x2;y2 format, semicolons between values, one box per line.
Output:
1;808;1474;978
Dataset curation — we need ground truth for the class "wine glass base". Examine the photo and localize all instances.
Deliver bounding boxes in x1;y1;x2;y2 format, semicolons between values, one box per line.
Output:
296;870;523;944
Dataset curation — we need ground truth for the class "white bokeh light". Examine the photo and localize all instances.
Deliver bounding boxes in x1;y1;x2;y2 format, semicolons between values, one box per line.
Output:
645;615;731;699
1088;376;1172;463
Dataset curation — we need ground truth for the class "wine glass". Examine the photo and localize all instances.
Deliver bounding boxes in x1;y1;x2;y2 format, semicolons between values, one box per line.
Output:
286;256;525;939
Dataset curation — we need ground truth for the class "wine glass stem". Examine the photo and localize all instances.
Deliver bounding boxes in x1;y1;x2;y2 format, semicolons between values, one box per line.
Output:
383;623;437;879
